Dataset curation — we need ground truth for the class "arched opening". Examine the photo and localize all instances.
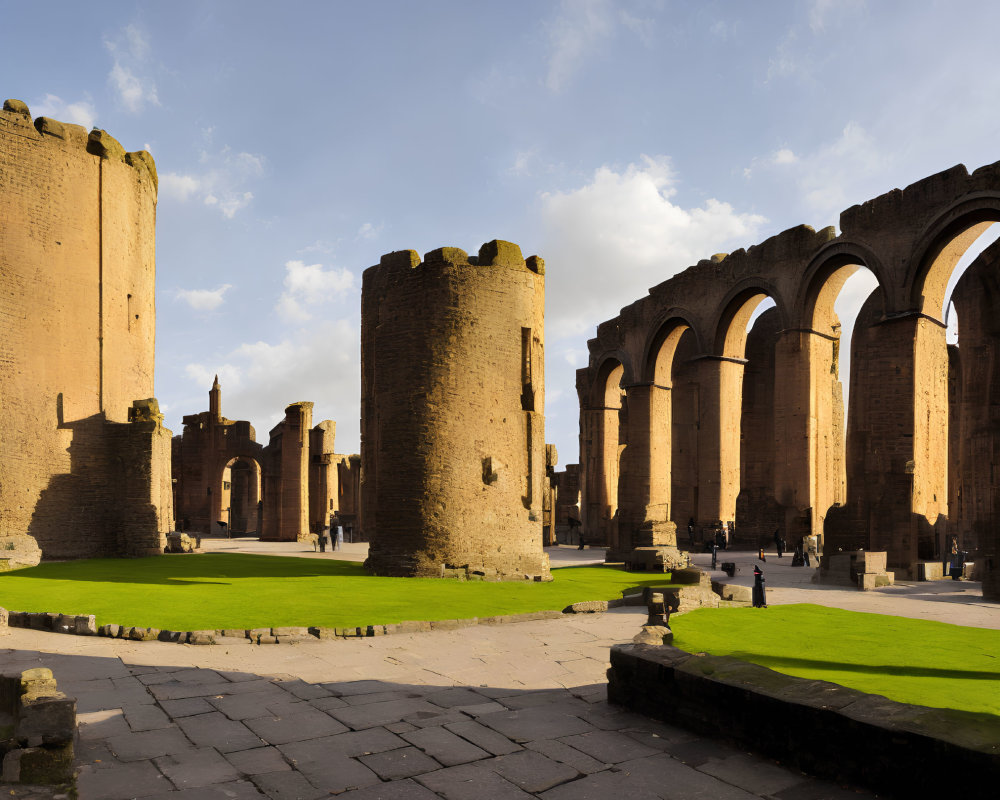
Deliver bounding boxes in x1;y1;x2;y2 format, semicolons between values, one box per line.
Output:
913;217;1000;577
946;236;1000;568
217;456;261;535
797;258;880;552
581;360;625;547
711;290;776;540
612;320;693;557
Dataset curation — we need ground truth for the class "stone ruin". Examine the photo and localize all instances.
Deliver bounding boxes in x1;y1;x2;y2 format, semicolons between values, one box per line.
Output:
0;99;172;562
360;240;550;580
171;378;361;542
576;160;1000;599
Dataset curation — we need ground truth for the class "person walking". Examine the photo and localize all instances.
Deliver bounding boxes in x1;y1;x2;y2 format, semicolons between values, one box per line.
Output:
752;565;767;608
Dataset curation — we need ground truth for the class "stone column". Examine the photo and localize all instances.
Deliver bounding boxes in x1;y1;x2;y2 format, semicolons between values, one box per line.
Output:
826;307;947;576
694;357;744;528
616;383;675;556
773;327;845;543
580;406;618;546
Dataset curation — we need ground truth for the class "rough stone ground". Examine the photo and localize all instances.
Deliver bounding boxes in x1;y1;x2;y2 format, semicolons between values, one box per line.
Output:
2;543;996;799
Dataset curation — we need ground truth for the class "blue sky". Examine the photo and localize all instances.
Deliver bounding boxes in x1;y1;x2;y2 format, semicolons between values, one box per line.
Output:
4;1;1000;464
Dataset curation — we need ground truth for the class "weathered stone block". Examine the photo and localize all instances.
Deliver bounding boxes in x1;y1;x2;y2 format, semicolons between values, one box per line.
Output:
563;601;608;614
18;695;76;744
74;615;97;635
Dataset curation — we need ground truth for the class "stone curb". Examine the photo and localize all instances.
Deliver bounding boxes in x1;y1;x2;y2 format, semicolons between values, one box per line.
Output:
1;606;575;646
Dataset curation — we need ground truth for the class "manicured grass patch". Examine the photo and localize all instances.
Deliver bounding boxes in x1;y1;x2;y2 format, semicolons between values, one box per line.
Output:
0;553;670;631
670;604;1000;717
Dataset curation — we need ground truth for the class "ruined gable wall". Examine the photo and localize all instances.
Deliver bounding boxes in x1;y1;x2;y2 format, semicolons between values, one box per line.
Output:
0;100;166;559
361;241;549;580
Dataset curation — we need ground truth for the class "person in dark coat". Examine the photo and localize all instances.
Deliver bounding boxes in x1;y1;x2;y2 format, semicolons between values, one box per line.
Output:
773;528;784;558
752;565;767;608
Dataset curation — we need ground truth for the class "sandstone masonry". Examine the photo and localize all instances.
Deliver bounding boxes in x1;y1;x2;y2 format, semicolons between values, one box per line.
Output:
361;240;550;580
0;99;171;561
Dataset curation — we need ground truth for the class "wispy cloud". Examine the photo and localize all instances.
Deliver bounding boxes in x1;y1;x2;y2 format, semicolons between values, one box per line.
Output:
276;260;356;322
356;222;383;241
175;284;233;312
743;147;799;178
159;146;265;218
740;122;889;226
104;24;160;113
29;93;97;129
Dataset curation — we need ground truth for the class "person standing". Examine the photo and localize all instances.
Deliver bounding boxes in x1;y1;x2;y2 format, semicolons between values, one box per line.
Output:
752;565;767;608
773;528;784;558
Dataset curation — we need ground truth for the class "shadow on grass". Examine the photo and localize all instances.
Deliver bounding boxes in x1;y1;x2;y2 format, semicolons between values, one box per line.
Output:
720;651;1000;682
4;553;369;585
2;553;671;595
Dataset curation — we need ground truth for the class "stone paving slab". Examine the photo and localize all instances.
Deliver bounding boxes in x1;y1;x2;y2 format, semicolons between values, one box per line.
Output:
489;750;581;793
153;747;241;790
402;726;492;766
357;745;442;780
0;596;903;799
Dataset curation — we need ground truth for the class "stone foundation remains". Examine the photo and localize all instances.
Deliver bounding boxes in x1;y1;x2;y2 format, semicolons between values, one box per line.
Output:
361;240;550;580
0;99;172;560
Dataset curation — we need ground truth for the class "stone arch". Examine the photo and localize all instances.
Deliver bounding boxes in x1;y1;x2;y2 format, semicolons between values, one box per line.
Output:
640;310;703;384
894;198;1000;561
907;195;1000;318
798;240;888;331
780;242;887;539
712;279;788;360
217;455;262;535
694;281;787;532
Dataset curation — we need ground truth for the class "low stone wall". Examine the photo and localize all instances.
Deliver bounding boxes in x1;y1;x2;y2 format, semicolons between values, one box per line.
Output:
607;643;1000;798
0;667;76;785
3;606;567;645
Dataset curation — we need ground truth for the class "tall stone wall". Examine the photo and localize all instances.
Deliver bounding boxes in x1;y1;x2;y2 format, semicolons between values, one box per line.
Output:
361;240;549;580
0;99;170;560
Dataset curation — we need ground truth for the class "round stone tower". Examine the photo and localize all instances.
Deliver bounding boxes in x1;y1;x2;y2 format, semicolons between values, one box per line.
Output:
361;240;550;581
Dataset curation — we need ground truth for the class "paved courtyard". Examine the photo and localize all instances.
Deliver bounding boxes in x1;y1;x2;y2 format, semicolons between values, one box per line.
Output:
2;543;996;799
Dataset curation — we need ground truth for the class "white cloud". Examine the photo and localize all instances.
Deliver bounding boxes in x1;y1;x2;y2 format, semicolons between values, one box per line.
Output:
540;155;767;339
159;172;201;201
30;93;97;129
276;260;356;322
183;319;360;450
104;24;159;113
158;145;265;218
175;284;232;312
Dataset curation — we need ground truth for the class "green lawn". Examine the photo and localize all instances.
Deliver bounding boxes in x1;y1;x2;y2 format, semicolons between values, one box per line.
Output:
0;553;669;631
670;604;1000;718
5;556;997;720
